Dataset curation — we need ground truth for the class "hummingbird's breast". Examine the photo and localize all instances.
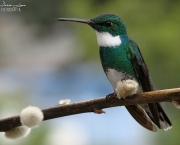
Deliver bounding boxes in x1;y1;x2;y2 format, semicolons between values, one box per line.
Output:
99;43;138;89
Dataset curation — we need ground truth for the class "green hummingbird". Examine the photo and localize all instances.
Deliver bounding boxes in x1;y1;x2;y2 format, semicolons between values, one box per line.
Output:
57;14;172;132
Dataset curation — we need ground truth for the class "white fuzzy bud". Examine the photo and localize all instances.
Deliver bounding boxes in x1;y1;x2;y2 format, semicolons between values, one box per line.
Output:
172;100;180;109
5;126;31;139
59;99;71;105
20;106;44;128
115;79;139;99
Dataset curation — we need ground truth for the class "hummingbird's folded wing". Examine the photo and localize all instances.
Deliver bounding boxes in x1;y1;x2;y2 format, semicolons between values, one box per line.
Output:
127;40;171;130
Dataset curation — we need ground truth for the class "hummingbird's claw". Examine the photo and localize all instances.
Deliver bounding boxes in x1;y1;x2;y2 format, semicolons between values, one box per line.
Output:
106;93;117;101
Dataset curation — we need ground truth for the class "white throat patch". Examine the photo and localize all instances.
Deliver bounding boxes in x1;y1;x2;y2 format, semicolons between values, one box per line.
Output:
95;31;122;47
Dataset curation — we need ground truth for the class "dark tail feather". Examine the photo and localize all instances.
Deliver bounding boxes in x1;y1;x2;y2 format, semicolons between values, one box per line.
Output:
156;103;172;131
148;103;160;128
126;103;172;131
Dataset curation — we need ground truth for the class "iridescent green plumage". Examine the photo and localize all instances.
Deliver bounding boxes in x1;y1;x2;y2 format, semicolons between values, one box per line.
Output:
100;39;138;81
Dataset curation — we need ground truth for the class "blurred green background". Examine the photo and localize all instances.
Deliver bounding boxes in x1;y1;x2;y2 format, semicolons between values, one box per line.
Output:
0;0;180;145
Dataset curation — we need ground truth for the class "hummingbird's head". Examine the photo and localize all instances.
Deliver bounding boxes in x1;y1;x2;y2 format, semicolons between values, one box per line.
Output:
57;14;127;47
90;14;127;36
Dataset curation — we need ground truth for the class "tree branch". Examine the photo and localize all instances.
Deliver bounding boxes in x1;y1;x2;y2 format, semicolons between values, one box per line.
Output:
0;88;180;132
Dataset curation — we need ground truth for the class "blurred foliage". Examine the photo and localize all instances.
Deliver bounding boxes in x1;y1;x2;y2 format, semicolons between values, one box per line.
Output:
0;92;50;145
1;0;180;145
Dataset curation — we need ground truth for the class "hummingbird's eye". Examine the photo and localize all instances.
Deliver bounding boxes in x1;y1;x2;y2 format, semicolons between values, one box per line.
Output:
104;21;113;27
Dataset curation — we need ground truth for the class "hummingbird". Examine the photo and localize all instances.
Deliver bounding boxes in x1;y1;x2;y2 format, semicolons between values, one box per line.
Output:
57;14;172;131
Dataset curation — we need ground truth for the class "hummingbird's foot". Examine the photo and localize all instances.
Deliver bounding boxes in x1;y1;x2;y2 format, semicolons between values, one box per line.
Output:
172;100;180;109
106;93;117;101
94;108;106;114
115;79;139;99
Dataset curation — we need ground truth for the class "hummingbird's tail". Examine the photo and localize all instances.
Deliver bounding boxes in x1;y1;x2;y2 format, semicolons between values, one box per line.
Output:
155;103;172;131
126;103;172;131
126;105;157;132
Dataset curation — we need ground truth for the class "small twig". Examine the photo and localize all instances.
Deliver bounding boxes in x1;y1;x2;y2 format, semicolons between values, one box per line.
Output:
0;88;180;132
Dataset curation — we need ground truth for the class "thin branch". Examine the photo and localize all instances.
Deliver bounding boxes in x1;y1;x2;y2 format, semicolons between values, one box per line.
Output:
0;88;180;132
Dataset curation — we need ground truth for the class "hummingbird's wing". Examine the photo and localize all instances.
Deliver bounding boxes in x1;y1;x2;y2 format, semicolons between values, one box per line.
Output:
126;40;172;131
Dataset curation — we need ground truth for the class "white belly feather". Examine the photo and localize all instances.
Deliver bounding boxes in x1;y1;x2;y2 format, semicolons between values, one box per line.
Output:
107;68;143;93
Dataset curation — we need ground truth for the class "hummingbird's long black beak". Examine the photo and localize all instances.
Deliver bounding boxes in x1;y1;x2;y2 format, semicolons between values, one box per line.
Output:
57;18;94;25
